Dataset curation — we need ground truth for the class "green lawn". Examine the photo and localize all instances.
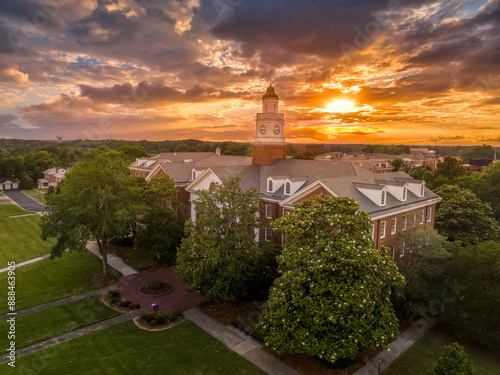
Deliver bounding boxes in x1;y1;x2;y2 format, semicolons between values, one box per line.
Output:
0;204;34;218
0;295;121;350
0;251;120;314
0;215;54;265
1;320;267;374
22;189;47;204
384;325;500;375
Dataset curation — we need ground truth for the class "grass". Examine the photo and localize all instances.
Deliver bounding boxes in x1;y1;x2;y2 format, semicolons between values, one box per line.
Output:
0;215;54;265
0;295;121;350
22;189;47;204
0;251;120;314
1;320;268;374
384;323;500;375
108;242;157;271
0;204;34;218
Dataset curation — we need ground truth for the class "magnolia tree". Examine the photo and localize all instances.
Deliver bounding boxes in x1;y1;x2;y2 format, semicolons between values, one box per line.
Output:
258;196;404;365
176;177;272;302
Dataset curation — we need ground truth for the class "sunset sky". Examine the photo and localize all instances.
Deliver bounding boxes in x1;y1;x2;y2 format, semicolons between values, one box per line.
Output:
0;0;499;144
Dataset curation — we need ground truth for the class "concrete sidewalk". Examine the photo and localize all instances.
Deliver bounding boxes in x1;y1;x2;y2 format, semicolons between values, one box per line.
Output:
86;241;138;276
184;308;299;375
354;317;437;375
0;254;51;273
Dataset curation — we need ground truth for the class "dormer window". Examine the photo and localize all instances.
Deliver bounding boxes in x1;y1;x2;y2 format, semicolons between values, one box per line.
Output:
381;190;386;205
268;179;273;192
402;186;407;201
420;183;424;197
192;170;196;180
285;182;291;195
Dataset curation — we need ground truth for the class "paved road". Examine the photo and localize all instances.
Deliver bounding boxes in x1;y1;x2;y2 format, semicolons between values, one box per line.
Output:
4;189;47;212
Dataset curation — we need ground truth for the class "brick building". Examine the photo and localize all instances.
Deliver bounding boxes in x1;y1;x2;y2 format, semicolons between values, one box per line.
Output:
130;85;440;262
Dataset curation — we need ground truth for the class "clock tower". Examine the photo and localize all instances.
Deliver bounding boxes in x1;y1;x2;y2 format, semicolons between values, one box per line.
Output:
252;85;287;165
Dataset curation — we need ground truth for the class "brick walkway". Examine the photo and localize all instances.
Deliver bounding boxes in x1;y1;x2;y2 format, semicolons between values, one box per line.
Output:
115;268;201;314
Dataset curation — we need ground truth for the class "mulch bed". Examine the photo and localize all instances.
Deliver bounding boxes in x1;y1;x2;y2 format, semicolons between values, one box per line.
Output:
139;282;174;296
133;316;185;331
101;292;141;313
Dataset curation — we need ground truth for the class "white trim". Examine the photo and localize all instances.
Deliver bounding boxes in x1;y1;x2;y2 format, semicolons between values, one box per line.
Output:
144;164;164;181
380;221;386;239
265;228;272;242
185;168;222;193
391;218;397;235
280;180;337;206
420;209;425;224
369;198;441;220
265;204;272;219
402;216;407;231
427;207;432;222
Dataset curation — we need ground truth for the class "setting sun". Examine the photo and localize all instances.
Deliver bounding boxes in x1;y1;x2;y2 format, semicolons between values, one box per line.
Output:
326;99;359;114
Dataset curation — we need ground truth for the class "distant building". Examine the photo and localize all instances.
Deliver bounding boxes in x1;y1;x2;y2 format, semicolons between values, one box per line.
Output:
463;158;495;173
131;85;441;262
0;177;20;190
38;167;67;189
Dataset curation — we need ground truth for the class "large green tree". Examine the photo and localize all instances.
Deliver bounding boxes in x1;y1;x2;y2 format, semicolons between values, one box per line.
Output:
446;241;500;352
258;196;404;366
135;174;183;266
40;152;144;276
176;177;269;302
434;185;499;246
435;157;466;180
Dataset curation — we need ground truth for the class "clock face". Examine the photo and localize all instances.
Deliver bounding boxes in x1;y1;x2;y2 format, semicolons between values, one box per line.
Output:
259;125;267;135
273;125;280;135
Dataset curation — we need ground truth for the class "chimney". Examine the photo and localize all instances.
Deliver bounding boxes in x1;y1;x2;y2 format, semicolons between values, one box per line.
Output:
56;167;58;173
215;147;221;156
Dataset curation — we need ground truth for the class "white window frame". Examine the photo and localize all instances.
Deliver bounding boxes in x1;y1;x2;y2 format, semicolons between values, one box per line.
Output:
420;183;424;197
381;190;386;205
402;186;407;201
391;246;395;259
391;218;397;235
400;242;405;257
427;207;432;222
281;233;285;243
380;221;386;239
265;204;272;219
265;228;272;242
371;223;375;239
402;216;407;231
268;179;273;193
420;209;425;224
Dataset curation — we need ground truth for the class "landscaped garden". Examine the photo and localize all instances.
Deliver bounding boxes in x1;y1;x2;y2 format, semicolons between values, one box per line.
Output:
0;204;34;218
1;320;267;374
0;251;120;314
0;295;121;350
0;215;53;264
384;324;500;375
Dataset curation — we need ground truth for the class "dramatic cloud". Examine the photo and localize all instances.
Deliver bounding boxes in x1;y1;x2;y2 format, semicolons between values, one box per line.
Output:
0;0;498;144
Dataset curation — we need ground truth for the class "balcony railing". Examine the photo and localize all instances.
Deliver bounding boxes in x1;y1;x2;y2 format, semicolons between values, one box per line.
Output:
256;113;284;120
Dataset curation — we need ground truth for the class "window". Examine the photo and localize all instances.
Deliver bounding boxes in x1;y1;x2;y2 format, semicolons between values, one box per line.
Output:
268;179;273;192
412;213;416;228
381;190;386;205
420;183;424;197
402;186;407;201
282;233;286;243
371;223;375;239
210;182;216;187
420;209;425;224
285;182;291;195
427;207;432;222
402;216;407;231
265;204;272;219
265;228;272;242
400;242;405;257
391;218;397;235
380;221;386;239
410;238;415;253
390;246;395;259
192;170;196;180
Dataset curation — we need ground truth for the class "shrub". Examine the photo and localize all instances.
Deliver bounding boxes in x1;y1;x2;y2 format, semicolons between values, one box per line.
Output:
146;315;155;323
135;304;141;309
118;300;127;307
110;297;118;304
427;343;474;375
140;313;149;320
107;290;120;298
150;320;157;327
168;315;176;322
128;302;135;309
173;308;182;317
149;279;167;291
156;316;166;325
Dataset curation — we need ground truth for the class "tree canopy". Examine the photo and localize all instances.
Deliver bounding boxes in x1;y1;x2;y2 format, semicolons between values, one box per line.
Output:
427;343;475;375
434;185;499;246
40;152;144;276
435;157;466;180
258;196;404;366
176;177;272;302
